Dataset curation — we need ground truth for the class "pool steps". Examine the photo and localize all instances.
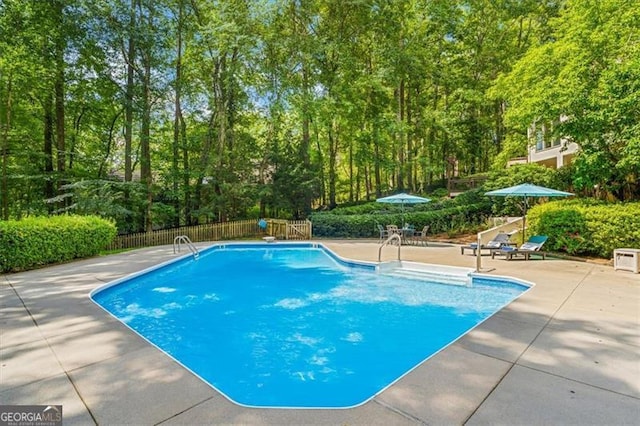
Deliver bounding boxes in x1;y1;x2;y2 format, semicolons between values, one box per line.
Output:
385;269;471;286
378;261;474;286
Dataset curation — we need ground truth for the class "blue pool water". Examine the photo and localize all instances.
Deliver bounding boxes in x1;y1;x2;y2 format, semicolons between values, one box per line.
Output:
91;244;529;408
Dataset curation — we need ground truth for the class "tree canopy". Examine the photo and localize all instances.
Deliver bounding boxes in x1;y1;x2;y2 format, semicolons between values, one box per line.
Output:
0;0;636;232
494;0;640;200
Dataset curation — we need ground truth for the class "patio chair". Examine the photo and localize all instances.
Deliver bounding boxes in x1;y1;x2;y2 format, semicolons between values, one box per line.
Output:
412;225;429;246
384;224;403;245
491;235;548;260
377;224;389;242
461;232;513;256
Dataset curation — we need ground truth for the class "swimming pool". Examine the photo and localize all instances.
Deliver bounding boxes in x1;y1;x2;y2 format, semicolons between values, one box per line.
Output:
91;243;530;408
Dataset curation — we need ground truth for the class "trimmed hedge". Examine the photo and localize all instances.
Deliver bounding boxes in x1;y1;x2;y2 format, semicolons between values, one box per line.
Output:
310;202;492;238
0;215;117;272
527;200;640;258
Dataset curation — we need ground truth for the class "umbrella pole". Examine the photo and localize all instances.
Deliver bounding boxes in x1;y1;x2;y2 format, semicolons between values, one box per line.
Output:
522;198;528;244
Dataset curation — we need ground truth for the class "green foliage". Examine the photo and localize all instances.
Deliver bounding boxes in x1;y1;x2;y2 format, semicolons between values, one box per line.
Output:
57;180;149;234
484;163;562;191
527;205;590;255
321;202;389;216
491;133;528;170
2;0;637;234
318;189;484;217
527;200;640;258
0;215;117;272
429;188;450;199
0;0;578;229
494;0;640;200
448;188;487;207
484;164;567;216
310;202;492;238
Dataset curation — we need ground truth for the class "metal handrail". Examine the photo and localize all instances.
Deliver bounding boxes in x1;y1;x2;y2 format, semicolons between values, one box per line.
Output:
378;233;402;263
474;217;523;272
173;235;199;260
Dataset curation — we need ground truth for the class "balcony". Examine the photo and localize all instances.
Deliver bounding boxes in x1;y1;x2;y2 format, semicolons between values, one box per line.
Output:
528;140;579;169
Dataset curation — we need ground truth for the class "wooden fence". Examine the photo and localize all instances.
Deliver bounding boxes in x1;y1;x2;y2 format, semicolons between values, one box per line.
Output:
106;219;313;251
266;219;313;240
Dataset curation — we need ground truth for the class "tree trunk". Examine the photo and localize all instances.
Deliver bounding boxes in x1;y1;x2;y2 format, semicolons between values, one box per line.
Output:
348;138;354;202
180;114;192;225
44;95;55;213
406;84;413;191
396;78;405;191
172;2;184;227
373;125;382;197
328;121;338;209
68;107;85;171
140;53;152;232
99;110;122;178
299;59;312;212
1;76;11;219
494;99;504;152
314;122;326;206
54;75;65;187
54;2;65;204
124;0;135;183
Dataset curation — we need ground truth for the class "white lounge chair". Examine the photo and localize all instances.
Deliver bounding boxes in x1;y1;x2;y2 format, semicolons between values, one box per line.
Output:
491;235;548;260
461;233;513;255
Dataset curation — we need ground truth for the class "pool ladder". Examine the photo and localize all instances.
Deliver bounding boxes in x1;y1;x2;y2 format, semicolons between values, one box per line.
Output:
173;235;199;260
378;233;402;262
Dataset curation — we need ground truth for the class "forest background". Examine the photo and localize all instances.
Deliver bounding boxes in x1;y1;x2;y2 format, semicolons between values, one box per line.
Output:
1;0;638;234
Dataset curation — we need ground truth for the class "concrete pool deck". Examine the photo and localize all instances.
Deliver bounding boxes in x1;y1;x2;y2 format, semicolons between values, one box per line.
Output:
1;240;638;425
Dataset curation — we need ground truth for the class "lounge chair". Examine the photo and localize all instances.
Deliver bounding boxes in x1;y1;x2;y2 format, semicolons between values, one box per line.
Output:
461;232;513;255
491;235;548;260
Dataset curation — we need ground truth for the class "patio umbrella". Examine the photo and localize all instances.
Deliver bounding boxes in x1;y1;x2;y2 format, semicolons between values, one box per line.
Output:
376;192;431;225
485;183;573;243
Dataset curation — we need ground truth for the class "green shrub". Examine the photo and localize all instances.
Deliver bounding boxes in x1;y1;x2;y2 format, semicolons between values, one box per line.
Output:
316;189;483;218
527;200;640;258
430;188;450;198
310;202;492;238
321;202;392;216
0;215;117;272
528;205;590;255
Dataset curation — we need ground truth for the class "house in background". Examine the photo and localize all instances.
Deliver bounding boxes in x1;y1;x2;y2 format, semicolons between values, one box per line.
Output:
508;120;580;169
450;120;580;197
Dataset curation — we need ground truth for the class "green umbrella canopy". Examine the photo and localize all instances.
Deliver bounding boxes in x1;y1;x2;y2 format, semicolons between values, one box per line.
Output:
376;193;431;225
485;183;573;198
485;183;573;242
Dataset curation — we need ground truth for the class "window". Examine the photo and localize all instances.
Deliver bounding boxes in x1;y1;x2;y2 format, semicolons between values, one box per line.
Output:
531;120;561;151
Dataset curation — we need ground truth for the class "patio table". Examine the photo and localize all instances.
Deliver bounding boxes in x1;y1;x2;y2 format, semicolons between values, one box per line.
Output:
399;227;415;245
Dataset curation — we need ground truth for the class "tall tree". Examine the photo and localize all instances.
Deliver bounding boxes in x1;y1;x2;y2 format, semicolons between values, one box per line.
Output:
496;0;639;200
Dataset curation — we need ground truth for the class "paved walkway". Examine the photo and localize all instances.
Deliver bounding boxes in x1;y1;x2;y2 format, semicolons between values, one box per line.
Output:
1;240;638;425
